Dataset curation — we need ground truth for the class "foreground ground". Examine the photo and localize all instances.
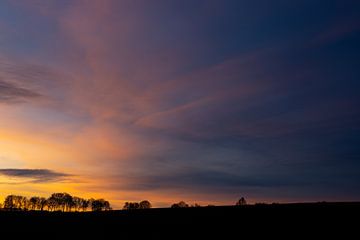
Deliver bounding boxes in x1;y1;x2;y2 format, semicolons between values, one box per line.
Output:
0;202;359;238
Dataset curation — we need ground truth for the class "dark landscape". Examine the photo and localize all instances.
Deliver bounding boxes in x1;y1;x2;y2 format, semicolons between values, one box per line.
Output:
1;202;359;238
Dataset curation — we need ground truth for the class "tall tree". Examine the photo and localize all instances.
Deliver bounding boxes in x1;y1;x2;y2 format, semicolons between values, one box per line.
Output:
4;195;16;210
29;197;40;210
39;197;47;211
72;197;82;212
91;199;111;211
80;199;89;212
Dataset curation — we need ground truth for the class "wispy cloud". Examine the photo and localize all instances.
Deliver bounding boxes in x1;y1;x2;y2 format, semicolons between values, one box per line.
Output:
0;169;70;183
0;80;41;103
0;57;68;105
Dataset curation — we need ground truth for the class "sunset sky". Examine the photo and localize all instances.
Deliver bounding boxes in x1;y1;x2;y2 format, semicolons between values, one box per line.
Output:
0;0;359;208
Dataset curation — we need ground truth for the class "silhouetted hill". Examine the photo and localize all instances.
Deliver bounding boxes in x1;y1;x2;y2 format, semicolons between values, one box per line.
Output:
0;202;358;239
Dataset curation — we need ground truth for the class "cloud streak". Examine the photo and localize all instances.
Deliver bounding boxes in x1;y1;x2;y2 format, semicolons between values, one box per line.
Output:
0;80;41;103
0;169;70;183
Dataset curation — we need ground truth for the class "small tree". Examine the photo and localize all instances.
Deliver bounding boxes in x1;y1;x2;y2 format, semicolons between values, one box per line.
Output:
139;200;152;209
103;200;111;211
171;201;189;208
123;202;140;210
91;199;111;211
236;197;247;206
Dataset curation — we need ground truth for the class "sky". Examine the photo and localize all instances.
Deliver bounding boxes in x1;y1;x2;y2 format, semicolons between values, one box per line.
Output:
0;0;359;208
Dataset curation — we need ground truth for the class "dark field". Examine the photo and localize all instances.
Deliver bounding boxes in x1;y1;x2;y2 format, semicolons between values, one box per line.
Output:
1;202;359;239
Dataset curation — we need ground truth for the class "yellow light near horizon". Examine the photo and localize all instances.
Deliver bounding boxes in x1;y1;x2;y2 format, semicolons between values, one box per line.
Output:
0;127;74;169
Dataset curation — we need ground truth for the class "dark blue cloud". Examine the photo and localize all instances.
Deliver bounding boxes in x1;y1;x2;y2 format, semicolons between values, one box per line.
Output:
0;169;70;183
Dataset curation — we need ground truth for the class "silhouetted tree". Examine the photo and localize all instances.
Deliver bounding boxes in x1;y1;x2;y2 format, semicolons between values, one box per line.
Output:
4;195;16;210
139;200;152;209
91;200;102;211
21;197;29;210
48;193;72;211
3;193;110;212
80;198;89;212
123;202;140;210
29;197;40;210
39;197;47;211
171;201;189;208
123;202;130;210
72;197;82;211
71;197;90;211
3;195;30;210
47;198;57;211
236;197;247;206
91;199;111;211
88;198;95;208
63;193;73;212
104;200;111;211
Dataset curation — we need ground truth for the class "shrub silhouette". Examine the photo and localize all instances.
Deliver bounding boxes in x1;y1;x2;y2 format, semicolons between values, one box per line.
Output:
171;201;189;208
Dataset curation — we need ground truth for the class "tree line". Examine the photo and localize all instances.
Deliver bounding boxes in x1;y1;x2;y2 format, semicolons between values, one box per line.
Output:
1;193;111;212
0;193;247;211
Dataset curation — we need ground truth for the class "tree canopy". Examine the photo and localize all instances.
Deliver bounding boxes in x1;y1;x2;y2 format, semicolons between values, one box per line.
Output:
123;200;152;210
1;193;111;212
